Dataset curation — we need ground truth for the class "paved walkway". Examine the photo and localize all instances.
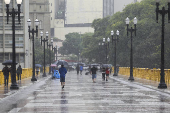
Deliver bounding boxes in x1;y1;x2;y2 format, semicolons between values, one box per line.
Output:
1;71;170;112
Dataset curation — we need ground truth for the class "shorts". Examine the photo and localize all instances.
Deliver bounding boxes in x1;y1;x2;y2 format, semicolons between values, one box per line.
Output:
106;74;109;76
92;74;96;79
60;77;65;82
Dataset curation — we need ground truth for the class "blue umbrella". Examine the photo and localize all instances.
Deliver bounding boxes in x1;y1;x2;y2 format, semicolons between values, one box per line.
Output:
35;64;42;67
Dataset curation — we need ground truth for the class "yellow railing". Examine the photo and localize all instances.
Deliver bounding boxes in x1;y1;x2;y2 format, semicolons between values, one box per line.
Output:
117;67;170;84
0;66;49;85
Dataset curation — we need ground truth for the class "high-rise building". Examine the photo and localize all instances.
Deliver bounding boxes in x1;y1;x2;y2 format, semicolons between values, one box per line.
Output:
0;0;29;69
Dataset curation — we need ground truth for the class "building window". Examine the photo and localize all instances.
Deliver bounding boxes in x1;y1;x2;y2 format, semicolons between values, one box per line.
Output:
39;20;42;29
5;53;9;61
40;6;41;9
0;34;3;48
0;53;3;62
16;34;24;48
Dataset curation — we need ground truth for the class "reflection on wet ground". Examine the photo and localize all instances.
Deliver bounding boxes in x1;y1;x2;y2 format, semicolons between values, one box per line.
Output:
1;72;170;112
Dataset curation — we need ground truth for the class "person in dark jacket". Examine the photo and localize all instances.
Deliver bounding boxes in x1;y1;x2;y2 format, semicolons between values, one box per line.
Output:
17;65;22;80
102;67;106;81
90;65;98;83
59;64;67;89
2;65;10;86
76;64;79;75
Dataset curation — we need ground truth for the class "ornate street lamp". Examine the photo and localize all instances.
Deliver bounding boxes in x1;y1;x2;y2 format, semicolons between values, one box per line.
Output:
103;37;110;64
125;17;137;81
27;18;39;81
111;30;119;76
40;31;49;77
156;0;170;89
47;38;53;74
4;0;22;89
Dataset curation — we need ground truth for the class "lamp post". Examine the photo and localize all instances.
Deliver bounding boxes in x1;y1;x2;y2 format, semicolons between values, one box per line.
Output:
125;17;137;81
4;0;22;89
98;43;101;62
78;53;80;63
47;38;53;74
156;0;170;89
111;30;119;76
40;31;49;77
103;37;110;64
27;18;39;81
53;45;58;61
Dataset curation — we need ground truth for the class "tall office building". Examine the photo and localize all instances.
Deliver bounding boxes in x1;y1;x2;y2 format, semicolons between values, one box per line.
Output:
0;0;29;69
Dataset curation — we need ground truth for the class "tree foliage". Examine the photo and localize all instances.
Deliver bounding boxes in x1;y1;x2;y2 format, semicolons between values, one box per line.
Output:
35;39;55;65
59;0;170;68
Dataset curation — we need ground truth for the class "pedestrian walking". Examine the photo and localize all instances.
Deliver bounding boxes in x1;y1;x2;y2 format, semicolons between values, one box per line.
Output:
51;67;55;79
105;67;110;81
116;66;119;74
90;65;97;83
16;65;22;80
110;67;112;74
102;67;106;81
76;64;79;75
59;64;67;89
9;66;12;82
36;67;40;78
80;65;83;75
2;65;10;86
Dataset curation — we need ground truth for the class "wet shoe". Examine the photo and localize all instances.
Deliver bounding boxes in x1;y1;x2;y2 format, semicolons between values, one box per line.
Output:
62;85;64;89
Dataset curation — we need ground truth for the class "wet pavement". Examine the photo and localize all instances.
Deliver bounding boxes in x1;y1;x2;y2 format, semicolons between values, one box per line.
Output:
1;71;170;112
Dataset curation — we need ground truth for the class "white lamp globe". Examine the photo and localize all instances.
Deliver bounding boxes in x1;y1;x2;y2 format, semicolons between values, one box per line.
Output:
4;0;11;4
125;17;130;25
40;31;43;36
16;0;22;4
27;19;31;26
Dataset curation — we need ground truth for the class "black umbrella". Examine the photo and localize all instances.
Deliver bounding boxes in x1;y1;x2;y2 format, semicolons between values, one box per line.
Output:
102;64;109;68
2;60;18;65
35;64;42;67
91;64;99;66
78;62;84;65
54;60;69;67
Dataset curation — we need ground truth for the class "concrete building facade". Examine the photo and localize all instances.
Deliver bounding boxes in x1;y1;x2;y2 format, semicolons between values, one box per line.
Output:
29;0;51;64
0;0;30;69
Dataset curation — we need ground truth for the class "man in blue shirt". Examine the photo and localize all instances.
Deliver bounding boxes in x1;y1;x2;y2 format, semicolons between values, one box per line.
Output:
59;64;67;89
80;65;83;75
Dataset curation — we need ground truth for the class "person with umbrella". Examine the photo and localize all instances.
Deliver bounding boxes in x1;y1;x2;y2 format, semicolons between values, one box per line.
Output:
90;65;98;83
102;66;106;81
16;65;22;80
59;64;67;89
2;65;10;86
76;64;80;75
105;66;110;81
